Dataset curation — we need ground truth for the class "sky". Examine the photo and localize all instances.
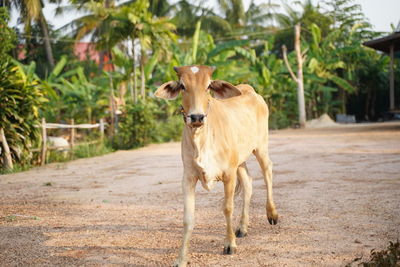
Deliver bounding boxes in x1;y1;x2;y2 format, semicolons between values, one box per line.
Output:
9;0;400;34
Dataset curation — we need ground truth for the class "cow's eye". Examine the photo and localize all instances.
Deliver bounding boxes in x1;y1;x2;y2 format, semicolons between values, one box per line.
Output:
180;84;186;91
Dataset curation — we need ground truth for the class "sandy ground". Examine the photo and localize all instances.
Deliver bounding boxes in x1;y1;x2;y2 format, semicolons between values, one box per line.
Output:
1;122;400;267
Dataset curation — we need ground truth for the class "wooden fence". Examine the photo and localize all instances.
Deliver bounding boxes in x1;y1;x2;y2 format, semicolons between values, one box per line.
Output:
36;118;106;166
1;119;106;170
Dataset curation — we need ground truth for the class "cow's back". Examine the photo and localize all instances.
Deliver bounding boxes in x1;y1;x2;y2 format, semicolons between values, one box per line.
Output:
207;84;269;165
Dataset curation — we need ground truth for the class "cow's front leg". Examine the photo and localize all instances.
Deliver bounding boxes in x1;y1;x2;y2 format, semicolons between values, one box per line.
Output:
174;174;197;267
223;171;237;254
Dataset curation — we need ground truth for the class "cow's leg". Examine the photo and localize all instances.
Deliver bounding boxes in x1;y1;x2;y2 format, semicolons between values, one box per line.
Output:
174;174;197;267
235;163;252;238
253;147;278;225
223;171;237;254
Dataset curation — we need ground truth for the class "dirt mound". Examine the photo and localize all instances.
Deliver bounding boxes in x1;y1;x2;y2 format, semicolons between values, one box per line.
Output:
306;113;338;128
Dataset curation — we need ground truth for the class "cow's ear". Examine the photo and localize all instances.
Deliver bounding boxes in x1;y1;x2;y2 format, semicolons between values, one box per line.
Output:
154;81;181;100
209;80;242;100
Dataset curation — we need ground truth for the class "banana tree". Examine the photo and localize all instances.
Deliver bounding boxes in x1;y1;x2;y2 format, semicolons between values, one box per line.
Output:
57;67;109;123
304;23;355;116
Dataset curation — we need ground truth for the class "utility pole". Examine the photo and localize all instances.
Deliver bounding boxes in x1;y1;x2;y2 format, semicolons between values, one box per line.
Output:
282;24;307;128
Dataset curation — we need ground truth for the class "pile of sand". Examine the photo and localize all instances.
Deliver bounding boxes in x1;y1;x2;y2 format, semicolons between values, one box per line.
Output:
306;113;338;128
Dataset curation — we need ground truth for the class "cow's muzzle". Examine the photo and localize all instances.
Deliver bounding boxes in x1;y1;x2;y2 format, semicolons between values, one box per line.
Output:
189;114;205;127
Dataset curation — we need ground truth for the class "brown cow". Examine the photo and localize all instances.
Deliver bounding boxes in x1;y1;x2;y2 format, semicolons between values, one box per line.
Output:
155;65;278;267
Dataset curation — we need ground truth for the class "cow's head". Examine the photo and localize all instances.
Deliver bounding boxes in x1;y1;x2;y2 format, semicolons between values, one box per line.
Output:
154;65;241;128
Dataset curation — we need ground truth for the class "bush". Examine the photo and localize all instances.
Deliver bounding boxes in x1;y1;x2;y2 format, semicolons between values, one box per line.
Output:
0;60;45;168
153;116;183;143
269;111;293;130
111;100;156;149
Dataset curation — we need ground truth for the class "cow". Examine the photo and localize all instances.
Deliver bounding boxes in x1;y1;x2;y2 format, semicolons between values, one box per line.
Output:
155;65;278;267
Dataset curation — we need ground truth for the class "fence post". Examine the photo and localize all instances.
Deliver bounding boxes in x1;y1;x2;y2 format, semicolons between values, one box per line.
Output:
0;128;13;170
40;118;47;166
99;119;105;141
70;119;75;155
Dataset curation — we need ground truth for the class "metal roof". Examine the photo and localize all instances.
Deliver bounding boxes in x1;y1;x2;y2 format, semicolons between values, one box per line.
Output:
363;32;400;53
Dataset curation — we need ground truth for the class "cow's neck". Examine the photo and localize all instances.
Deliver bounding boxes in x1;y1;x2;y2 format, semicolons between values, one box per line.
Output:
187;116;211;161
185;101;221;190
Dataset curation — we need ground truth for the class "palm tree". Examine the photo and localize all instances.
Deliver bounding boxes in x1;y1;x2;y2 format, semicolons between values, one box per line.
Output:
161;0;230;38
6;0;56;67
276;0;332;39
61;0;116;70
110;0;176;100
200;0;280;39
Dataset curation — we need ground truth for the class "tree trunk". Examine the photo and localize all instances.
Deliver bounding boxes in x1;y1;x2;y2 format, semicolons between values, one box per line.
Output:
295;24;306;128
40;118;47;166
39;12;55;68
99;50;105;71
140;46;146;100
339;88;347;114
132;38;137;103
282;25;307;128
109;72;115;135
0;128;13;170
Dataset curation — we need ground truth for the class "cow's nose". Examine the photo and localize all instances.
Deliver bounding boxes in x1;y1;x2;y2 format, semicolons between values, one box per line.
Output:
190;114;205;123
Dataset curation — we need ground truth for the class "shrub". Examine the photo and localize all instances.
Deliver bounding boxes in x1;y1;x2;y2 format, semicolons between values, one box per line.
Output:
153;116;183;143
111;100;156;149
0;60;45;168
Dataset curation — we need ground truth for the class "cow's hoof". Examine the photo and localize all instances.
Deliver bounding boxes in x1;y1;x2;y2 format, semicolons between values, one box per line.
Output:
267;210;278;225
235;228;247;238
223;245;237;255
267;214;278;225
268;217;278;225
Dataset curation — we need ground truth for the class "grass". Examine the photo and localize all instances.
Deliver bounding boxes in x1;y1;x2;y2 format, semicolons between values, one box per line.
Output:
1;141;114;175
46;141;114;164
0;163;32;175
72;142;114;159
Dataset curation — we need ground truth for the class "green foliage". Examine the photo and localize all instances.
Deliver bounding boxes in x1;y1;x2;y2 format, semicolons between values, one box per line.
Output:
0;163;32;175
0;60;45;167
72;142;114;159
153;116;184;143
0;8;16;62
17;23;70;78
45;142;114;164
2;0;396;168
112;100;156;149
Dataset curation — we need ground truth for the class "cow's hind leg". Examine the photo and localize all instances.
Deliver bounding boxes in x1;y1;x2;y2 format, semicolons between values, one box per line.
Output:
235;163;252;238
223;171;237;254
253;147;278;225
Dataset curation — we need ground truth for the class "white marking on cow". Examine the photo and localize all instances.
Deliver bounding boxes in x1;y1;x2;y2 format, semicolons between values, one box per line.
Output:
191;66;199;73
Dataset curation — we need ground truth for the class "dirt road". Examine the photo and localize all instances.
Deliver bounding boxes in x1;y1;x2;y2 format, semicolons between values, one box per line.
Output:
1;122;400;266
